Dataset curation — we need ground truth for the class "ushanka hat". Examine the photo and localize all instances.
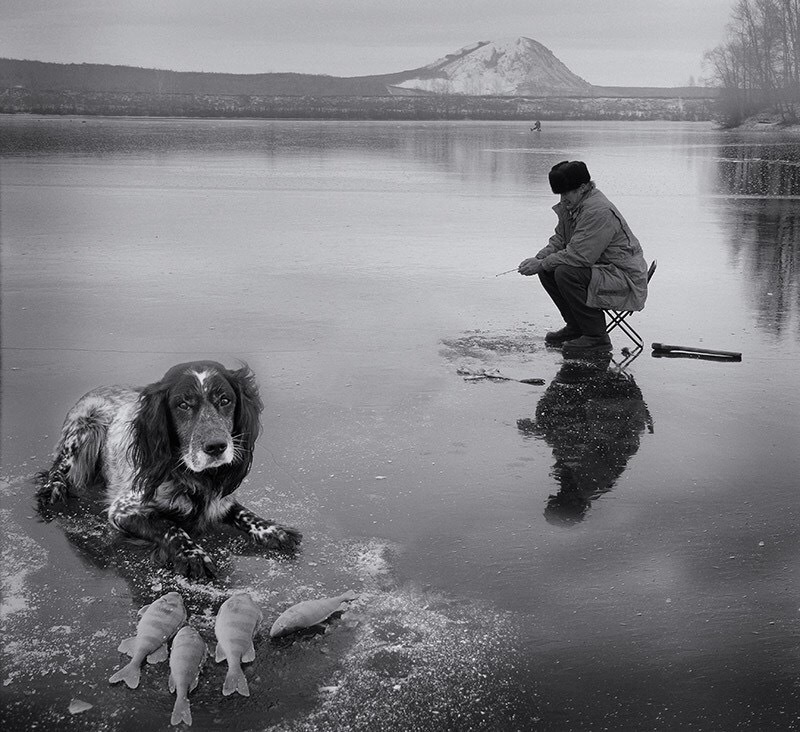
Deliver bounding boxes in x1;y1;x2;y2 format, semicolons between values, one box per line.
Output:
548;160;591;194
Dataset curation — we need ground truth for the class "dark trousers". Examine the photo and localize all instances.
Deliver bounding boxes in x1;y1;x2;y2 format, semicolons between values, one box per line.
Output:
538;266;606;337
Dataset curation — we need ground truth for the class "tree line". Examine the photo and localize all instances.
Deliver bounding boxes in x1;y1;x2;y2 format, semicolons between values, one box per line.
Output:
705;0;800;126
0;88;714;122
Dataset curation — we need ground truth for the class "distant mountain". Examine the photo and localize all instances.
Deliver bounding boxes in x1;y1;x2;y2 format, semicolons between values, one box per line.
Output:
393;37;592;96
0;38;715;101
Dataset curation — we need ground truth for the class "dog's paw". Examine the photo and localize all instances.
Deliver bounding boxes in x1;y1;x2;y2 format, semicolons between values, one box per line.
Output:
35;472;70;507
250;523;302;552
160;530;218;580
172;545;217;580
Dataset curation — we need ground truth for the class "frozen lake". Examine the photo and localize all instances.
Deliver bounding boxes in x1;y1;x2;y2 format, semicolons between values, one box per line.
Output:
1;117;799;730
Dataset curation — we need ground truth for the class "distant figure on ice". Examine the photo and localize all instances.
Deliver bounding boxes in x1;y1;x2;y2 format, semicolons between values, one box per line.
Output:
531;120;541;131
517;160;648;359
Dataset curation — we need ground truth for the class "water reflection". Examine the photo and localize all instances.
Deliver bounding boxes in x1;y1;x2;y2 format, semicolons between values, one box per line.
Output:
0;117;549;189
517;359;652;525
34;484;261;614
398;124;547;186
714;142;800;197
714;142;800;336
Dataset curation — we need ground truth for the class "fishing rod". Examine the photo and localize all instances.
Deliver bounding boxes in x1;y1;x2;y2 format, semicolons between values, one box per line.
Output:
495;268;518;277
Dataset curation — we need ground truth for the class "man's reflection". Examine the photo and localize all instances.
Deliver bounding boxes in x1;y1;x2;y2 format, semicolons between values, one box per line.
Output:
518;359;652;525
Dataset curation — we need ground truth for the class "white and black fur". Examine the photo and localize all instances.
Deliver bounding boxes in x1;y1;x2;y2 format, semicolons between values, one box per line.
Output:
36;361;301;579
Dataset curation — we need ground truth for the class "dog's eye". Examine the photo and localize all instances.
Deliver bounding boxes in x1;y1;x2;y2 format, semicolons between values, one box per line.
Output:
177;401;191;411
219;396;232;407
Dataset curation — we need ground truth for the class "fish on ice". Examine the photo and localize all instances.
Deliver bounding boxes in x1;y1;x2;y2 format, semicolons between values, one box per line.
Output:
109;591;187;689
169;625;207;726
214;592;262;697
269;590;358;638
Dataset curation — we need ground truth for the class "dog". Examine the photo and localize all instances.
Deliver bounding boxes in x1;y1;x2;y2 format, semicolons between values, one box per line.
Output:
36;361;301;579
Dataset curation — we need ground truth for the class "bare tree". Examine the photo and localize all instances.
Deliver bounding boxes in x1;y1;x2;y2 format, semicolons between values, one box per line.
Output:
705;0;799;125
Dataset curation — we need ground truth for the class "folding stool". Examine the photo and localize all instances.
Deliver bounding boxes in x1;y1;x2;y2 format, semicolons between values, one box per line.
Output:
604;259;657;360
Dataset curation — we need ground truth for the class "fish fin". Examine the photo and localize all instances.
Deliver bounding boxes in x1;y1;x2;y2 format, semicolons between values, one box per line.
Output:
117;636;137;656
214;643;226;663
222;664;249;697
137;603;151;617
189;673;200;693
168;672;176;693
241;642;255;664
147;644;168;664
109;660;141;689
341;590;359;602
170;695;192;726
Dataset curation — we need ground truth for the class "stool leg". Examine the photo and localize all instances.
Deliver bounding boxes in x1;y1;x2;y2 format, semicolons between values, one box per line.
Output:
604;310;643;350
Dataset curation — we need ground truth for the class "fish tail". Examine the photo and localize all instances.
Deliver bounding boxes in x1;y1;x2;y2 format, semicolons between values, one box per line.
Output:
222;662;249;697
170;694;192;726
109;660;141;689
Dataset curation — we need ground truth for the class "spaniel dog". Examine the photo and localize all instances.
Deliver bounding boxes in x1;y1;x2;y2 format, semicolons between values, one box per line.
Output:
36;361;301;579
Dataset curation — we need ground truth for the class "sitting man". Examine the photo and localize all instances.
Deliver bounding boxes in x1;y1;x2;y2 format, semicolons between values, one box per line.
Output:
518;160;648;358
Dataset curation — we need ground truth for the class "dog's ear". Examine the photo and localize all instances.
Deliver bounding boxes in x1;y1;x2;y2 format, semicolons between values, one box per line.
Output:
228;363;264;447
130;382;174;501
220;363;263;495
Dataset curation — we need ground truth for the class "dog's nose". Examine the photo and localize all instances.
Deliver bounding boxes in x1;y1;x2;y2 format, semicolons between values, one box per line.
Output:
204;440;228;457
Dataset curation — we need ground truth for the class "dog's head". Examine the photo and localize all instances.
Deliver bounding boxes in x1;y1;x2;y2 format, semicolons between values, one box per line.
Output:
131;361;263;500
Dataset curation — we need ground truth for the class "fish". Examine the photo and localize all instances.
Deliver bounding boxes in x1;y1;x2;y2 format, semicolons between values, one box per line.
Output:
214;592;262;697
168;625;207;726
269;590;358;638
109;591;187;689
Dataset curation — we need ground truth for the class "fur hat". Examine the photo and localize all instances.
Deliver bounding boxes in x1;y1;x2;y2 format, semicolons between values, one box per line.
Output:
548;160;591;194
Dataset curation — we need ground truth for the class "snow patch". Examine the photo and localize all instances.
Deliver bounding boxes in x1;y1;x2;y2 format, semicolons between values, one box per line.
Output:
268;585;528;730
398;36;591;96
0;500;48;621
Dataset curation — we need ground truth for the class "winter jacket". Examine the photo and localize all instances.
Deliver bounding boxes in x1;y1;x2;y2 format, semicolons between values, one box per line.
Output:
536;187;648;311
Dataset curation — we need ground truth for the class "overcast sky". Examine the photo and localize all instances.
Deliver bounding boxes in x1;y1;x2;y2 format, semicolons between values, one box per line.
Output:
1;0;736;87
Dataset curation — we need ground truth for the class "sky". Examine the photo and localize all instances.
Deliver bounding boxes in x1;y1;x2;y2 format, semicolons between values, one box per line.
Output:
1;0;737;87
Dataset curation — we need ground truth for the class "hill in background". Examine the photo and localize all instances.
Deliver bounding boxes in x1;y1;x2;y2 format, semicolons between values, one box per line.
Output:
0;37;715;99
0;37;717;121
